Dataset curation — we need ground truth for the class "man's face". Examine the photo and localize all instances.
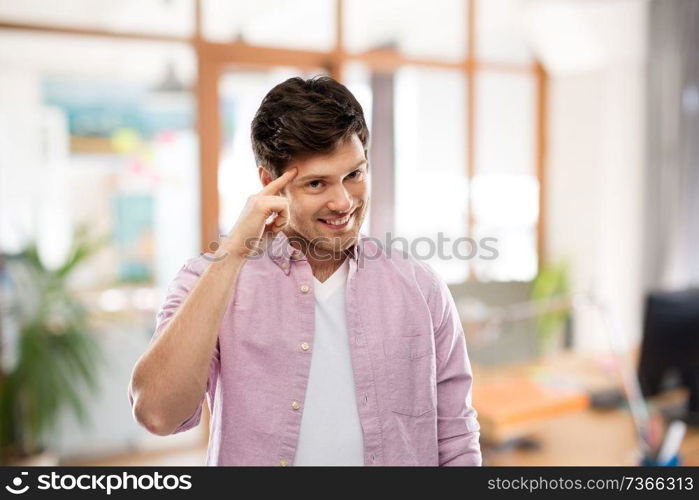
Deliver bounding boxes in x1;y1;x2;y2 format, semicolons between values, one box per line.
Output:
260;134;370;256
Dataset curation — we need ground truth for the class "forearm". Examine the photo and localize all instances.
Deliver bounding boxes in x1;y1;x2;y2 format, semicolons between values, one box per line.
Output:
431;273;482;466
437;374;482;466
130;252;245;435
439;417;482;466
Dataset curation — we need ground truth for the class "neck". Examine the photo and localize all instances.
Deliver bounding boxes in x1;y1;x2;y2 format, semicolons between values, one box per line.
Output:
308;253;347;282
282;229;352;282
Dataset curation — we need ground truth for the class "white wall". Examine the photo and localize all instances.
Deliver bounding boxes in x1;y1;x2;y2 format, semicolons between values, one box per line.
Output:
529;0;649;352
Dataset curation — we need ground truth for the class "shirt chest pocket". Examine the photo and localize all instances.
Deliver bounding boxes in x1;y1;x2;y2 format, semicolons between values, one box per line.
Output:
383;335;437;417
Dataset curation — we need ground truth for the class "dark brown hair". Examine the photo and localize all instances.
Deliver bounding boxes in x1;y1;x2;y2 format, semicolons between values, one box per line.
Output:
251;76;369;178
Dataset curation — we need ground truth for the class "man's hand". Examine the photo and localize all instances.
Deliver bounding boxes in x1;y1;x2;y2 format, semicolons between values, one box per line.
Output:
220;168;298;259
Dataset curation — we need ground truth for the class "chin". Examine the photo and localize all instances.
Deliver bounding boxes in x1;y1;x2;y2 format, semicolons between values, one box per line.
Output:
310;230;360;255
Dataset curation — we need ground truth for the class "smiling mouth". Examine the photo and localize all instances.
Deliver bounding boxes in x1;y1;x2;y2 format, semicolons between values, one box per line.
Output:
318;210;356;228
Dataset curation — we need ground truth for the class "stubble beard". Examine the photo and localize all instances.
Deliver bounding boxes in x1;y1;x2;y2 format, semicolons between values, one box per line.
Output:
284;202;367;262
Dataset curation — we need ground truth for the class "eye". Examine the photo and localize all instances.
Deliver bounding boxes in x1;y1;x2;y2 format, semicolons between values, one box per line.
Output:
308;180;323;189
347;170;362;180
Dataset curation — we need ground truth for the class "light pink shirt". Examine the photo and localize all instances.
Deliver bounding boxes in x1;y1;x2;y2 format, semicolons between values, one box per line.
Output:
130;231;481;466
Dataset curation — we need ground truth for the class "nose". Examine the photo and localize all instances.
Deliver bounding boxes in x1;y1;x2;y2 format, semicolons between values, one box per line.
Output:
326;184;352;213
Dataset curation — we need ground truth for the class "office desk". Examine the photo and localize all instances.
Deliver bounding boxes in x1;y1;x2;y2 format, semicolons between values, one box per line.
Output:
475;352;699;466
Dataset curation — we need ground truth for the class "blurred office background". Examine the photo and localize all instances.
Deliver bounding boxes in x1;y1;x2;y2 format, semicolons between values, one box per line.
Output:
0;0;698;466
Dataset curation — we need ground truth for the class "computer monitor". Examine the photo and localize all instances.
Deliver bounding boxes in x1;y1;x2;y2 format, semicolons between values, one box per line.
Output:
638;289;699;425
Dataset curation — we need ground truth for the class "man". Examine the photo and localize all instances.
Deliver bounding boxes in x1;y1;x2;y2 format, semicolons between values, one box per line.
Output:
128;76;481;466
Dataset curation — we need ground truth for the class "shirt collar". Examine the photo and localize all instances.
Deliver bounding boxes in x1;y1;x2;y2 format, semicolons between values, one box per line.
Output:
268;230;365;275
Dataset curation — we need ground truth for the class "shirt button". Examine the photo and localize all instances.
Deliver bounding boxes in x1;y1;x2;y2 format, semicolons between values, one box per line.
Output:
300;284;310;293
300;342;310;351
291;401;301;410
279;458;289;467
370;454;376;463
281;261;289;269
363;394;369;405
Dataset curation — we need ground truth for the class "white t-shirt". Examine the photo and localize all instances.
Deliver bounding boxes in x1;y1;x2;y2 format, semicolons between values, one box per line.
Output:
293;258;365;466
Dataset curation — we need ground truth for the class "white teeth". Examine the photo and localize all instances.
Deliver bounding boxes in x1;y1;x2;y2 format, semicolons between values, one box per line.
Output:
324;214;351;226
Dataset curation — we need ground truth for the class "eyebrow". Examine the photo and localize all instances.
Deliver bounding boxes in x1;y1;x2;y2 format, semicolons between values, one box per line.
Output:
295;159;367;183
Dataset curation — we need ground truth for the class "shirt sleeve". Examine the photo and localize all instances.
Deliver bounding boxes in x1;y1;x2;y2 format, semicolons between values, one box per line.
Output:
429;274;482;466
128;257;221;434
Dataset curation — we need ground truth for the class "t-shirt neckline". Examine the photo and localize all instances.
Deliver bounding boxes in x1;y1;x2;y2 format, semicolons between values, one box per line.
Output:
312;258;349;301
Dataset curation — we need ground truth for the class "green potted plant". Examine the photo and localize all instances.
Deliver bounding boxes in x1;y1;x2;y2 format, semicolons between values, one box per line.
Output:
531;259;571;357
0;225;107;465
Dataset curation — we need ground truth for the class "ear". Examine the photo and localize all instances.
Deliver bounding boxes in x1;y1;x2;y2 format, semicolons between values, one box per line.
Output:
258;166;273;188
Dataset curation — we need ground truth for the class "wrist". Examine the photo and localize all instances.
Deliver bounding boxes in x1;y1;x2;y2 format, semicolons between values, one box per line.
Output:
223;233;273;259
